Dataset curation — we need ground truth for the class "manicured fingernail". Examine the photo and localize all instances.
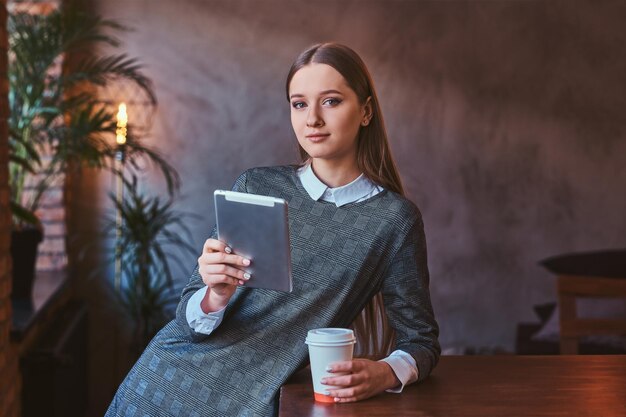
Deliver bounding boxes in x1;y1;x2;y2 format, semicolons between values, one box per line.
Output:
334;397;340;403
225;246;232;254
239;280;244;285
243;258;250;266
243;273;251;280
321;378;327;384
325;366;332;372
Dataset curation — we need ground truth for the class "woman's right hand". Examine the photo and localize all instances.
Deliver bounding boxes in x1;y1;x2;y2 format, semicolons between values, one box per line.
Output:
197;238;251;313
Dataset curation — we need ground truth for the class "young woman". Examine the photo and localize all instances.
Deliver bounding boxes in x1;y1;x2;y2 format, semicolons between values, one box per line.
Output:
106;42;440;417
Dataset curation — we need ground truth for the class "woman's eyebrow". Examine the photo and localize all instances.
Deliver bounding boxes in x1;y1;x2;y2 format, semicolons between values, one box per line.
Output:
289;89;344;100
319;89;343;96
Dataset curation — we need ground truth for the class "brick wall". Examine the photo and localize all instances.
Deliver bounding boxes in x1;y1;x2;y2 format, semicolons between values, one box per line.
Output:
10;1;66;273
30;169;67;271
0;0;20;415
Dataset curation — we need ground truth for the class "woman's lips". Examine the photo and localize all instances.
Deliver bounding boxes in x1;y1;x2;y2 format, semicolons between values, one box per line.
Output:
305;134;330;143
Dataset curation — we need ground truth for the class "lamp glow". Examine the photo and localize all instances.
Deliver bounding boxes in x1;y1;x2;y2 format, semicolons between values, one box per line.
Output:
114;102;128;291
116;103;128;145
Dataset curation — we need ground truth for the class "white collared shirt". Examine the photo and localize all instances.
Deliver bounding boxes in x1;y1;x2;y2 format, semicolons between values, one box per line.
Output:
186;164;418;392
297;163;384;207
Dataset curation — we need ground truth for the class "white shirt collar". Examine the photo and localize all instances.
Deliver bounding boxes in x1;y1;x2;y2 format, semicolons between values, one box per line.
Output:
297;163;381;207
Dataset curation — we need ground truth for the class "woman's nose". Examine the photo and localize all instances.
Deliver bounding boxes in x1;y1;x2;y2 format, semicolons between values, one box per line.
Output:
306;105;324;127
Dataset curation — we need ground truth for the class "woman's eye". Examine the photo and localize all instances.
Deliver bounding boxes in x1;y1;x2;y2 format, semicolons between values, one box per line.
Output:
323;98;342;106
291;101;306;109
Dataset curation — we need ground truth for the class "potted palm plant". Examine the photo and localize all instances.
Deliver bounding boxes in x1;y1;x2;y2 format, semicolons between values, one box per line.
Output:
8;6;178;301
107;174;197;351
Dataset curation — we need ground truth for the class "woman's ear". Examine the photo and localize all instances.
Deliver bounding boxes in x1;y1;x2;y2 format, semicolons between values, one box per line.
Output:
361;96;373;126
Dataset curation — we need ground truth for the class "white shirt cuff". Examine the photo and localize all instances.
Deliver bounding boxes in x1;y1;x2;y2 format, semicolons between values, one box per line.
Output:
185;286;227;335
379;350;419;393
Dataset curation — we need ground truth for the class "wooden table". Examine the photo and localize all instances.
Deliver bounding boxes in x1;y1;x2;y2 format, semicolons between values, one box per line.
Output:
279;355;626;417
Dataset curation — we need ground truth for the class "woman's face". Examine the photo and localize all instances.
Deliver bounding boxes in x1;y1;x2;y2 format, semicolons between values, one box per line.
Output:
289;63;371;165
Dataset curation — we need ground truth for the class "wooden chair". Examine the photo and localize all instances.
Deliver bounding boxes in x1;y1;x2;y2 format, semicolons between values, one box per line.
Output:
558;274;626;354
541;250;626;354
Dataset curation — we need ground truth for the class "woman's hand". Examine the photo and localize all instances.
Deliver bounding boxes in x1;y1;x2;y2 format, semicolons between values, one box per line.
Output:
321;359;401;403
197;238;251;313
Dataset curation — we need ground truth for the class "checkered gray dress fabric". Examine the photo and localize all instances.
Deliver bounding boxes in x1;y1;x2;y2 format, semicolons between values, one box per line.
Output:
105;165;440;417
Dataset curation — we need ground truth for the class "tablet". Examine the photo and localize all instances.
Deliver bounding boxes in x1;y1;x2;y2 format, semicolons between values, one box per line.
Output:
214;190;293;292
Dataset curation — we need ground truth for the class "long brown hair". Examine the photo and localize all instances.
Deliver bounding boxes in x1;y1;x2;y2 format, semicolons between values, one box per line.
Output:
286;42;404;359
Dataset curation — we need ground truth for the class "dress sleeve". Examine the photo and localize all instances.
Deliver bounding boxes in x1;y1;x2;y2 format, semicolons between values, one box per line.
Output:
174;170;248;342
381;212;441;382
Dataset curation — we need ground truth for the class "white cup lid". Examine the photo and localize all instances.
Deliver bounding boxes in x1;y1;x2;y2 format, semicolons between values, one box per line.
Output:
305;328;356;346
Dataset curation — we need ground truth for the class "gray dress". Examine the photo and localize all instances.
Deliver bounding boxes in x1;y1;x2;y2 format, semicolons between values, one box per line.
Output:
105;165;440;417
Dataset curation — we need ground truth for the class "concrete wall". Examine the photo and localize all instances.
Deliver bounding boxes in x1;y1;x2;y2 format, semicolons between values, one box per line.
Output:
85;0;626;352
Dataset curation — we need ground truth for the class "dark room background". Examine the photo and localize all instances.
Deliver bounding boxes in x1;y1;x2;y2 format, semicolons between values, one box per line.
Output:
61;0;626;412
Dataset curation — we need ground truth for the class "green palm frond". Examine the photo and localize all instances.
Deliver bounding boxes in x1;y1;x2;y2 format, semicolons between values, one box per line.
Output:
8;5;190;350
8;5;176;228
10;201;40;228
9;13;64;78
51;102;116;168
104;173;196;345
8;127;40;171
58;6;127;51
123;131;181;195
64;54;156;105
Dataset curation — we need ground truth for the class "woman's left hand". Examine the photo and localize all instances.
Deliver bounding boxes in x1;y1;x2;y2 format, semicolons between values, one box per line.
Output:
321;359;401;403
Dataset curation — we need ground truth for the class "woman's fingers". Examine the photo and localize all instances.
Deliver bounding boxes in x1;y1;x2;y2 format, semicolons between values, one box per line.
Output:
203;251;250;267
322;359;395;403
333;395;361;403
199;238;252;289
321;360;364;399
325;386;363;403
202;264;251;281
199;264;251;288
323;375;367;403
326;360;360;373
203;238;229;253
322;360;362;386
202;273;242;287
201;239;251;266
321;372;361;388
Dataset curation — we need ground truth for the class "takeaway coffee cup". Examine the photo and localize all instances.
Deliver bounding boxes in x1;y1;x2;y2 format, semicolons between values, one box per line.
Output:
305;328;356;403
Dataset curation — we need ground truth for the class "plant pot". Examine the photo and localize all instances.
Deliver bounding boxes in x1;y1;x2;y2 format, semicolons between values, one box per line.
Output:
11;228;44;301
